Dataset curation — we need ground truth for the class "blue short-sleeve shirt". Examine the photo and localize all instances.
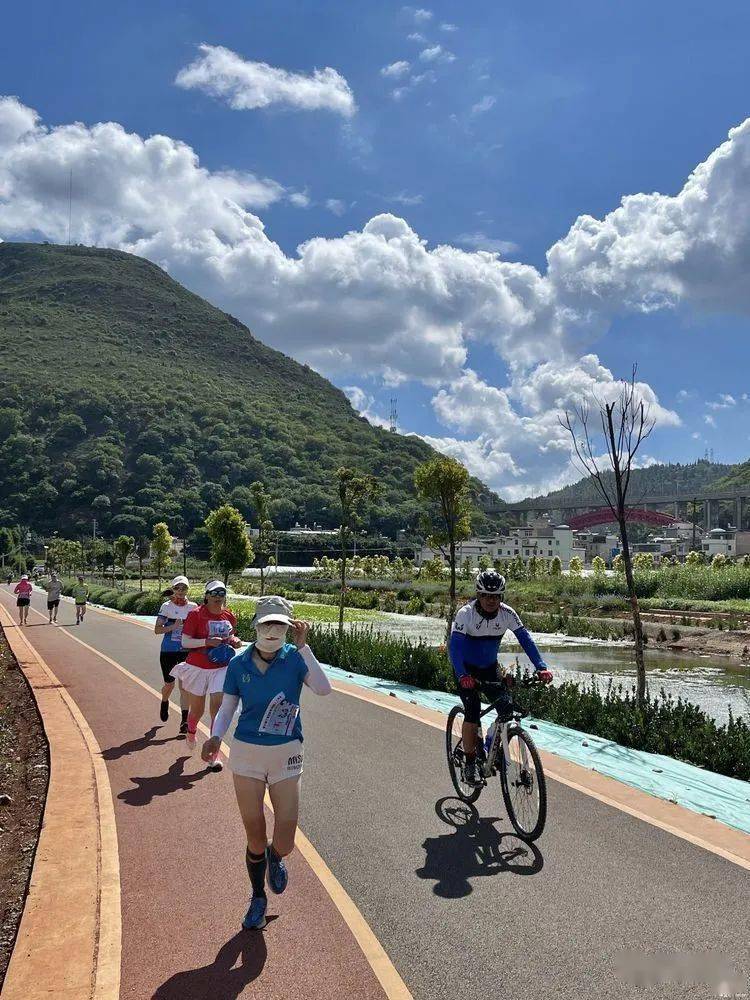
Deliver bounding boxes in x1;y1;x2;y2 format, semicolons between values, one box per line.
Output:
223;642;309;746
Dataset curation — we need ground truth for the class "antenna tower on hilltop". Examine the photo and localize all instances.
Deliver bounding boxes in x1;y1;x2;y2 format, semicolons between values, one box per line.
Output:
389;397;398;433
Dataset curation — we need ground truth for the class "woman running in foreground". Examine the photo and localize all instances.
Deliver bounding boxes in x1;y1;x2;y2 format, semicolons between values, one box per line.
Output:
14;574;32;625
201;595;331;930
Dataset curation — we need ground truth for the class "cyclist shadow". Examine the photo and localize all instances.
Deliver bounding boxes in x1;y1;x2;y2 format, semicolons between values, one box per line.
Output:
416;797;544;898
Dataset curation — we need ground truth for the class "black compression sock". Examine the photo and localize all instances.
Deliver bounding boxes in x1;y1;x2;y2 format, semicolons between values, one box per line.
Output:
246;849;267;898
181;709;189;722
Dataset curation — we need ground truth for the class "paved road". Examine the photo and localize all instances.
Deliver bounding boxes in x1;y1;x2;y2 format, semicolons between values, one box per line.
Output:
3;586;749;999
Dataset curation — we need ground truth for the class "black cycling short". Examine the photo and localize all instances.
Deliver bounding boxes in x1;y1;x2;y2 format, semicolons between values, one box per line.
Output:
457;666;512;725
160;649;189;683
16;598;30;607
47;599;60;610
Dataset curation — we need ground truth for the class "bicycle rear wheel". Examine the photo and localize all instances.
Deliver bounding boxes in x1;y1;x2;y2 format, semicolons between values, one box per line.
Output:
446;705;482;804
500;726;546;841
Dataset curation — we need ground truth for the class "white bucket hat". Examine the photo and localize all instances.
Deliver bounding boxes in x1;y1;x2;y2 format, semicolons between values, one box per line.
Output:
170;575;190;588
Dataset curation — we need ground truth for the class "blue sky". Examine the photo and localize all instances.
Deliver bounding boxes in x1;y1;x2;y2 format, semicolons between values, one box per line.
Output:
2;1;750;496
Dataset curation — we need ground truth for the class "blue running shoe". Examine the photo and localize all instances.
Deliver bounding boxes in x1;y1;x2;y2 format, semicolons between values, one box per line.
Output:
242;895;267;930
266;847;288;894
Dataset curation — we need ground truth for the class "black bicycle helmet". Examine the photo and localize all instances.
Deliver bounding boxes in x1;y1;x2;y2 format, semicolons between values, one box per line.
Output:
475;569;506;596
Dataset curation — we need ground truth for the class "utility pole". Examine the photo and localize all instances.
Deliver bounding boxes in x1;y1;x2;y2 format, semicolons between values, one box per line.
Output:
182;536;187;576
67;168;73;246
692;497;697;553
92;519;98;542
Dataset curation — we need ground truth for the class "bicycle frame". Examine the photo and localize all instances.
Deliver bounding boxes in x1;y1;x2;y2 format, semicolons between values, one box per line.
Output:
476;682;530;778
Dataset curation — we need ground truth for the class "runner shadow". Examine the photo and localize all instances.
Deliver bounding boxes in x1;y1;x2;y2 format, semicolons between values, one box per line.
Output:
152;927;272;998
118;756;211;807
416;797;544;898
102;725;183;760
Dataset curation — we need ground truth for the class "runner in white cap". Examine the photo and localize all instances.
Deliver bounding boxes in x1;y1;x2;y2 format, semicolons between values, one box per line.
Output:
14;574;32;626
173;580;242;767
202;595;331;929
154;576;198;731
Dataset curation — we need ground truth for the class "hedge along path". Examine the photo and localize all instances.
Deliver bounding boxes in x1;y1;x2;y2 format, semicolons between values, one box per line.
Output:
0;605;121;1000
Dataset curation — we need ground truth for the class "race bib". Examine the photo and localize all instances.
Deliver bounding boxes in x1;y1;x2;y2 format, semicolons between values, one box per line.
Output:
208;619;232;639
259;692;299;737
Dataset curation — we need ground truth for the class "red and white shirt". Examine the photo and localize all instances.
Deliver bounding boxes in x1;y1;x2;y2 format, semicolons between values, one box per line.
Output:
182;605;237;670
14;580;32;599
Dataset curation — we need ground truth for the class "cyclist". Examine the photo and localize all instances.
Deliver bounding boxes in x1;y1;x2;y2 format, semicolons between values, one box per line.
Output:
449;569;553;786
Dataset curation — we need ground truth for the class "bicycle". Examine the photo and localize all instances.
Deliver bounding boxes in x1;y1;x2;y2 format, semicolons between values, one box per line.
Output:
445;674;547;841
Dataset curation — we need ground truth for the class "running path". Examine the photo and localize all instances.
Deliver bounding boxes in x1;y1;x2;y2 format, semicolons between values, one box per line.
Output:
0;588;393;1000
3;586;750;999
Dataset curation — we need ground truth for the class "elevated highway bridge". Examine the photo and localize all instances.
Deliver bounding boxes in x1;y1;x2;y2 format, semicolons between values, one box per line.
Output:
490;486;750;531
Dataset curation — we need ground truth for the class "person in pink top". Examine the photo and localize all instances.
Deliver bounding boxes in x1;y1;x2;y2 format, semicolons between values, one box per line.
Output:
14;574;32;626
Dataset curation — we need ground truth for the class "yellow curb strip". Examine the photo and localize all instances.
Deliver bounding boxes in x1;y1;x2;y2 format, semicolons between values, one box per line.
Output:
0;606;121;1000
18;600;412;1000
328;678;750;871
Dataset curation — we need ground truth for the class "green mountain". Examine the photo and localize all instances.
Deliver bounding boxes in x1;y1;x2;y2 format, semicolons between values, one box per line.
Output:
530;460;734;504
0;242;503;540
714;462;750;489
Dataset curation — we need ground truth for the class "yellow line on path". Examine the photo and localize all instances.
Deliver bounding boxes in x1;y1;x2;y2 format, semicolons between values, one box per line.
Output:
328;678;750;872
0;604;121;1000
40;594;750;872
19;598;413;1000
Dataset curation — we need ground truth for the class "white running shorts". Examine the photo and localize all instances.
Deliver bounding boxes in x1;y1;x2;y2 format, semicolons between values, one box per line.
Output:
170;661;227;696
228;738;304;785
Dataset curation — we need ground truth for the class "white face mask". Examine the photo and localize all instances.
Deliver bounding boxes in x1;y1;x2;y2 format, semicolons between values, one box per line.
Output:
255;623;287;655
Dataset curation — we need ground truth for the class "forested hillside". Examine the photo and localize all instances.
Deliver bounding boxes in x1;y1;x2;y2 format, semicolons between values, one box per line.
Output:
532;460;733;504
0;243;503;539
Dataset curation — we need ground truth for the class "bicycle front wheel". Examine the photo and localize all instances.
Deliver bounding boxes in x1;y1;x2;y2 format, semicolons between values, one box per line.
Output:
446;705;482;804
500;726;547;841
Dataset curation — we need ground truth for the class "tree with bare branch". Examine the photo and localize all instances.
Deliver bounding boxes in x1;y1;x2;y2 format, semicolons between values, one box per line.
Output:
560;367;655;705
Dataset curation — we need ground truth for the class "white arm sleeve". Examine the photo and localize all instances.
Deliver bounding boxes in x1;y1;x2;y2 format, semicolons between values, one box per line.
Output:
181;635;206;649
210;694;240;740
299;645;332;695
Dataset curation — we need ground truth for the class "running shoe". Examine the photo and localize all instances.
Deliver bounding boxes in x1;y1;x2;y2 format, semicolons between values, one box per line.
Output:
242;895;267;930
179;720;188;735
159;701;169;723
464;759;481;786
209;761;223;773
185;731;196;751
266;847;288;895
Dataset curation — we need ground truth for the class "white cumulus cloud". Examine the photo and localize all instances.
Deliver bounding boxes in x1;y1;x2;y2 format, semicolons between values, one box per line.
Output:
381;61;411;79
3;97;749;497
471;95;496;115
175;44;356;117
419;45;455;64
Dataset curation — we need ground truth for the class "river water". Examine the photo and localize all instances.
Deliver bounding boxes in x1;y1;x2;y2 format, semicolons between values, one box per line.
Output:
362;612;750;726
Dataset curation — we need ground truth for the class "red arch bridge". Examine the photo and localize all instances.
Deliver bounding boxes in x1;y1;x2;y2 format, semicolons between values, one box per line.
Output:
567;508;679;531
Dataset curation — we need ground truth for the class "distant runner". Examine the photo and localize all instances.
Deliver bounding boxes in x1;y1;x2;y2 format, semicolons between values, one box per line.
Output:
202;595;331;930
13;574;32;626
174;580;242;765
73;575;89;625
154;576;197;731
46;572;62;624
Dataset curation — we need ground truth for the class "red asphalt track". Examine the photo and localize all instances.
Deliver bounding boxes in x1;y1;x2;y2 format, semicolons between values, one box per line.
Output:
1;588;388;1000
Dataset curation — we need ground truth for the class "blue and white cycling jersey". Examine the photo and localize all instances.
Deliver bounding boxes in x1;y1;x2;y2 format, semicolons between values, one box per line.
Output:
448;599;548;679
156;599;198;653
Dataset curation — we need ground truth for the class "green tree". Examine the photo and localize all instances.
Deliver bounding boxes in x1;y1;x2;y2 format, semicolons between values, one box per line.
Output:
711;552;727;569
612;553;625;573
151;522;173;589
592;555;606;577
460;557;473;581
686;549;704;565
113;535;134;586
569;556;583;577
477;554;492;571
335;468;379;637
633;552;655;571
204;505;254;586
550;555;562;577
414;456;473;637
250;482;275;597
